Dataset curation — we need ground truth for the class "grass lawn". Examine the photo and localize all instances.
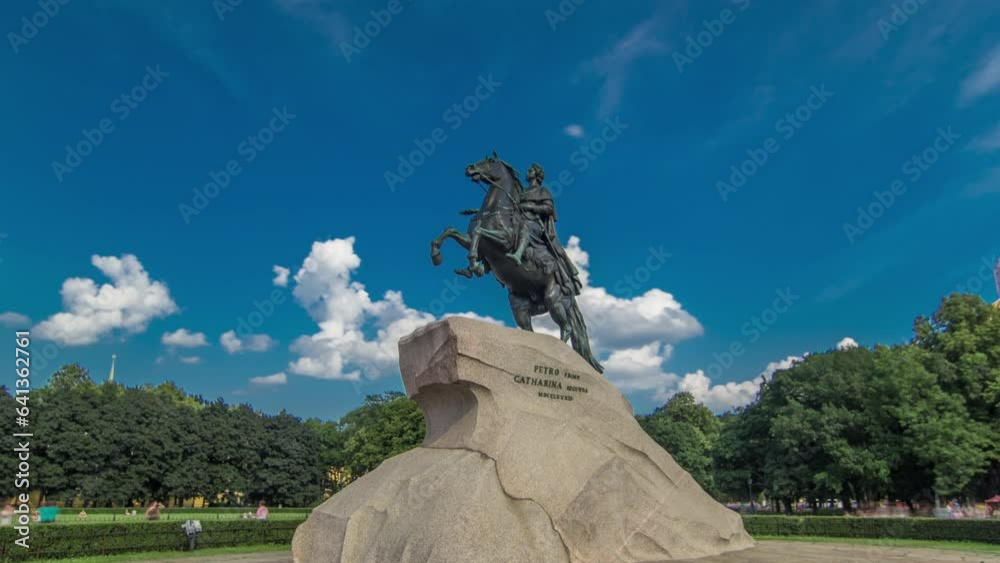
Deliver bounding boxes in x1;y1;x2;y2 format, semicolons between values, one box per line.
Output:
757;535;1000;554
50;512;308;525
33;544;289;563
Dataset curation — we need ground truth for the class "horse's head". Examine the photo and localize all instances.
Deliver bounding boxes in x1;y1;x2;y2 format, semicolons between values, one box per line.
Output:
465;151;521;191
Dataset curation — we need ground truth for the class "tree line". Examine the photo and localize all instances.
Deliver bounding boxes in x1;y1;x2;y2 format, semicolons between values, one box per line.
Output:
641;293;999;512
0;367;422;508
5;293;996;511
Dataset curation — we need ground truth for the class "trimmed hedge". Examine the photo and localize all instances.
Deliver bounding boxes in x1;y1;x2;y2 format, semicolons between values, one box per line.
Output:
68;506;308;515
3;514;994;561
743;515;1000;545
48;512;308;524
0;518;305;561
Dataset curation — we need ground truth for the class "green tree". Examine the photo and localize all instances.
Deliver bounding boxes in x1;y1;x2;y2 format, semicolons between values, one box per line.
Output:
0;387;22;499
35;365;111;503
305;418;349;495
250;411;323;506
638;392;721;494
339;393;425;479
872;345;993;500
912;294;1000;500
722;348;891;512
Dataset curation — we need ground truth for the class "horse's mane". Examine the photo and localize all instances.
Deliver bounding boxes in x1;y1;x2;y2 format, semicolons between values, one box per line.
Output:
495;158;524;189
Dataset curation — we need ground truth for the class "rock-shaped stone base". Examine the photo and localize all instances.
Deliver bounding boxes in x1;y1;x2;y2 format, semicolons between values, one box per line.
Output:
293;317;754;562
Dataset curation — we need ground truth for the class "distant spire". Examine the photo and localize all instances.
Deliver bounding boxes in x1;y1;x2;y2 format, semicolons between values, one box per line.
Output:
109;354;116;383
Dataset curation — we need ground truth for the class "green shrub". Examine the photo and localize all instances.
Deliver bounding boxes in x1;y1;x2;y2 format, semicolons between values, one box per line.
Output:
68;507;309;515
0;518;305;561
743;515;1000;544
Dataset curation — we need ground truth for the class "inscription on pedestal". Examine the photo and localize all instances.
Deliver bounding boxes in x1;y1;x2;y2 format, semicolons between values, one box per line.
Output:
511;364;590;401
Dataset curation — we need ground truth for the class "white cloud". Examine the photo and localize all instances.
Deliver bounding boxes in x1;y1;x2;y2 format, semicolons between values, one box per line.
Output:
220;331;241;353
669;354;805;413
836;337;859;350
608;347;805;413
272;265;290;287
965;167;1000;196
281;234;851;415
536;237;702;351
759;355;805;379
244;334;276;352
179;356;202;364
670;354;806;410
250;372;287;386
652;349;822;413
604;342;678;398
959;44;1000;106
674;370;763;413
220;330;276;354
584;16;669;118
277;0;353;45
286;238;437;381
564;124;585;138
34;254;179;346
0;312;31;327
970;123;1000;153
162;328;208;348
286;236;697;383
598;344;804;413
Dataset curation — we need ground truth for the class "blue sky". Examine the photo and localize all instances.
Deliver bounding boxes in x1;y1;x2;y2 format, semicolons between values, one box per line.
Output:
2;0;999;421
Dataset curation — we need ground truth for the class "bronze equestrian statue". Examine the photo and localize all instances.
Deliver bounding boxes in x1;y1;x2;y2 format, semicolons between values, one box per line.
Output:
430;152;604;374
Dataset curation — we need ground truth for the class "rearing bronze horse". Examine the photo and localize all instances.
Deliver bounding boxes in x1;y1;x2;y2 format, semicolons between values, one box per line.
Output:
430;152;604;374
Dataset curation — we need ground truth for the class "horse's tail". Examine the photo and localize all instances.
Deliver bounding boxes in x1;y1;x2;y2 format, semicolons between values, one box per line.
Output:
568;296;604;374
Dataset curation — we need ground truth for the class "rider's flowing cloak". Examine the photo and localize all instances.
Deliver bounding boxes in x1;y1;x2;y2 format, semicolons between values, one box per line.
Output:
521;186;583;298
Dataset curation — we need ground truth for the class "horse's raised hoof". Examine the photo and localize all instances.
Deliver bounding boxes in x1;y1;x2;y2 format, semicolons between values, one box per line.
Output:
454;268;473;279
471;263;486;277
431;246;443;266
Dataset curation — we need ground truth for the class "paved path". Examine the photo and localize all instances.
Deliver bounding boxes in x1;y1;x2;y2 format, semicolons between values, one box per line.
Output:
134;541;1000;563
673;541;1000;563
